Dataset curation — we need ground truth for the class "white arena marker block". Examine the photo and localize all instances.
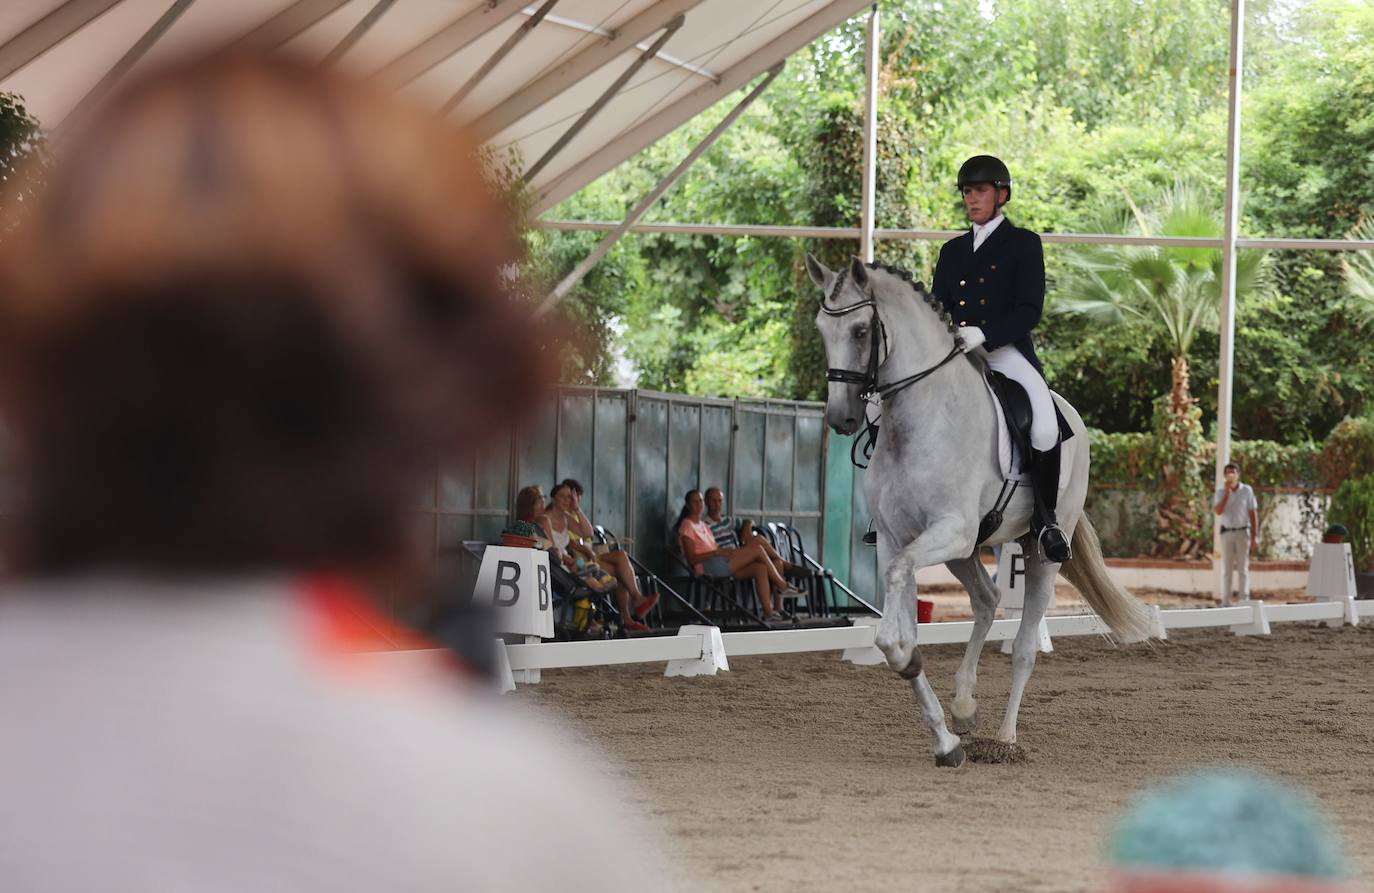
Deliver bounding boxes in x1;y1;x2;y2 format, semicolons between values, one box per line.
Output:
1150;604;1169;641
1307;543;1357;601
1230;599;1271;637
495;640;516;694
1343;595;1360;627
513;634;542;685
1000;611;1053;655
841;618;885;666
665;625;729;677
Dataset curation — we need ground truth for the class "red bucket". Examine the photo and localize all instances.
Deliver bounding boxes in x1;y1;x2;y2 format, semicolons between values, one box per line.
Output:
917;598;934;624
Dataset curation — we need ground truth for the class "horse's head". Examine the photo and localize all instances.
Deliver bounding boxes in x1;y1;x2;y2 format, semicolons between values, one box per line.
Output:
807;255;879;435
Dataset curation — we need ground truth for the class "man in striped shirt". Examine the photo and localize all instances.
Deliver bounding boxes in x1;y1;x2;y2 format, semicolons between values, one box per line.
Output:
704;487;802;576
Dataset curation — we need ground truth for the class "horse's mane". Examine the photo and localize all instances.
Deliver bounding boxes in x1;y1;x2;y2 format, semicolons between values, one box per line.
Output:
864;261;989;375
863;261;959;336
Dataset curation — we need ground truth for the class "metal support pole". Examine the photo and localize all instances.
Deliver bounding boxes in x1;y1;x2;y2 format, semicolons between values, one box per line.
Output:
0;0;125;81
536;63;782;316
321;0;397;67
1214;0;1245;603
63;0;196;124
860;4;879;263
234;0;351;52
521;14;686;184
440;0;559;115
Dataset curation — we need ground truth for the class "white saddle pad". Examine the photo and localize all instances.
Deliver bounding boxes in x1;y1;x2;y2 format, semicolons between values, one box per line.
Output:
983;376;1025;481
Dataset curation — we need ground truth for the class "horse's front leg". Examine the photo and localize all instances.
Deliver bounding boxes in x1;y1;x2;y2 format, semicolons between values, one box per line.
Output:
997;535;1057;745
875;521;973;766
944;554;1000;735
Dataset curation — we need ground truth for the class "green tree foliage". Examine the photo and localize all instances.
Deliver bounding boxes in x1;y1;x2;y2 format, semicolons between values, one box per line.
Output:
1244;0;1374;239
788;98;923;400
1328;472;1374;571
529;0;1371;450
0;91;45;227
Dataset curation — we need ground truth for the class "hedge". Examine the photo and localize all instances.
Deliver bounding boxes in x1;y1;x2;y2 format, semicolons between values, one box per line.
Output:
1088;414;1374;490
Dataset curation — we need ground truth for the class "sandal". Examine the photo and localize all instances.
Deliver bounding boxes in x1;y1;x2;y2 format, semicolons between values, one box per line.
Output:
633;592;660;620
622;618;649;633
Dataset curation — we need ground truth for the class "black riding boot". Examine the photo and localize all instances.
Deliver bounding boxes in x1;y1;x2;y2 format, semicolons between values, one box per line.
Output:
1031;443;1072;563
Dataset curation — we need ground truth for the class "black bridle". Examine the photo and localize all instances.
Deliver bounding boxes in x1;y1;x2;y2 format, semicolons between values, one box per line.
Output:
822;268;963;403
821;266;964;467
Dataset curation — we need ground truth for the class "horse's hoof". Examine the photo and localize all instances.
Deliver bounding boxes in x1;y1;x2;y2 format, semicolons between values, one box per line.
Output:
934;745;966;769
951;709;978;735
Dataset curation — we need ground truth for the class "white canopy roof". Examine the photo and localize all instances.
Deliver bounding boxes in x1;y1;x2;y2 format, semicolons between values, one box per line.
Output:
1;0;869;213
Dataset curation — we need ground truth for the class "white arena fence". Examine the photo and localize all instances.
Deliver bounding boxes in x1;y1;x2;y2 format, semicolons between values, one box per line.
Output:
491;598;1372;690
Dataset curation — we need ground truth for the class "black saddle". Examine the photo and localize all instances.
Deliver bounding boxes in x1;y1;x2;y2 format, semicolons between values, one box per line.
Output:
975;370;1075;545
987;371;1034;468
985;370;1075;469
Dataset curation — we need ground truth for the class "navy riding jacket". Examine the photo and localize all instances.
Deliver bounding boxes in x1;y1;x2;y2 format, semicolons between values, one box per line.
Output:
931;219;1046;371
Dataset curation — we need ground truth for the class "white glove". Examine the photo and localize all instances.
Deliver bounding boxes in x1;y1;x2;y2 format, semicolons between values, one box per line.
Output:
956;326;986;353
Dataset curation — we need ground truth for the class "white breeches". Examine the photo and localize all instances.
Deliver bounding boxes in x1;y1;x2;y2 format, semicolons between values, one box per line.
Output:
985;345;1057;451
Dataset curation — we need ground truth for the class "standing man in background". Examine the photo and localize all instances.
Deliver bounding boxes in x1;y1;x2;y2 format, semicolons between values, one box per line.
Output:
1214;462;1260;605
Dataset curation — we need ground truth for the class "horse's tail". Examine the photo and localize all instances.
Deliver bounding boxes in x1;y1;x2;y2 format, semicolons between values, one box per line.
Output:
1060;513;1156;643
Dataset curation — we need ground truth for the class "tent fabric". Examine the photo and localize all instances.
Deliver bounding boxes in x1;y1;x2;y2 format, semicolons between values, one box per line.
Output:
1;0;869;212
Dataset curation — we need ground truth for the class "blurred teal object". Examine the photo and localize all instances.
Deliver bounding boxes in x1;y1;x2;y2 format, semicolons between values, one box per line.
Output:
1108;769;1348;882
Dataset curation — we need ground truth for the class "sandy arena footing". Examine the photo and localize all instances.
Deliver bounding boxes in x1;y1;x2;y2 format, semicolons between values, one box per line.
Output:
517;624;1374;892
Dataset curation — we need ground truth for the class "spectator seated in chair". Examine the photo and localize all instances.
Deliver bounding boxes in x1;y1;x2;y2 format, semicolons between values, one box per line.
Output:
676;489;801;622
703;487;805;578
503;485;611;637
546;482;656;632
501;485;551;548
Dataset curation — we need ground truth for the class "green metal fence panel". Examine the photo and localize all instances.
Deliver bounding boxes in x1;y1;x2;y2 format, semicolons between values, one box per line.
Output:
794;414;823;516
733;408;766;517
410;386;870;602
436;513;471;553
476;436;510;511
517;399;557;493
764;409;795;515
593;392;629;537
556;392;595;512
633;396;670;574
667;401;701;515
439;466;473;513
700;404;733;496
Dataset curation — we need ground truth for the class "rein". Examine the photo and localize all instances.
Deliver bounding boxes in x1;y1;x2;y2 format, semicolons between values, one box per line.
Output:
822;265;962;467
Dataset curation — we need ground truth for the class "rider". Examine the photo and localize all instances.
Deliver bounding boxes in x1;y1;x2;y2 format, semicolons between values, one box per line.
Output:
931;154;1071;562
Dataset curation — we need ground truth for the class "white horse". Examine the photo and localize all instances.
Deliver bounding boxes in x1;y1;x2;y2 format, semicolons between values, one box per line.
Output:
807;255;1155;767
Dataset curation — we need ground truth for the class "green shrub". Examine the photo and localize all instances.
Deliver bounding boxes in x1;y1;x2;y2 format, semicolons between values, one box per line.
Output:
1088;429;1157;485
1319;415;1374;489
1226;440;1323;488
1328;472;1374;572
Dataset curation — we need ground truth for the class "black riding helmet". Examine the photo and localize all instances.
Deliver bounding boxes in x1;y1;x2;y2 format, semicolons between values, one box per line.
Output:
957;154;1013;204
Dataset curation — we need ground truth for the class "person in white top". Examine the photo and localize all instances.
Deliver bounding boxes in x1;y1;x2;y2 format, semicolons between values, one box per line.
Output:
0;50;673;892
1214;461;1261;605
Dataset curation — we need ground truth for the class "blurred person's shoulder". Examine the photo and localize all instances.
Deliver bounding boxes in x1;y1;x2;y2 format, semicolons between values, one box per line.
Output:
0;576;675;892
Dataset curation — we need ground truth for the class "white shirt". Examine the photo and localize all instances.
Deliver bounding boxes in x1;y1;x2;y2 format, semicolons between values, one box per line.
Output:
972;213;1005;252
1213;482;1258;530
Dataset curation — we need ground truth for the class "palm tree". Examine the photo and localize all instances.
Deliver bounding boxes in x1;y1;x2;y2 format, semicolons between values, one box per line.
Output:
1340;214;1374;325
1056;181;1268;557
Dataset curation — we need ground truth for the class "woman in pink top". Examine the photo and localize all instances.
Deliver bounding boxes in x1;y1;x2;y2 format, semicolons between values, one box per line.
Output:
675;490;799;621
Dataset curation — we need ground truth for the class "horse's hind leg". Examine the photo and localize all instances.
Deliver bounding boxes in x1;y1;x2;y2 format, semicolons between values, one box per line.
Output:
998;536;1056;745
945;554;999;735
